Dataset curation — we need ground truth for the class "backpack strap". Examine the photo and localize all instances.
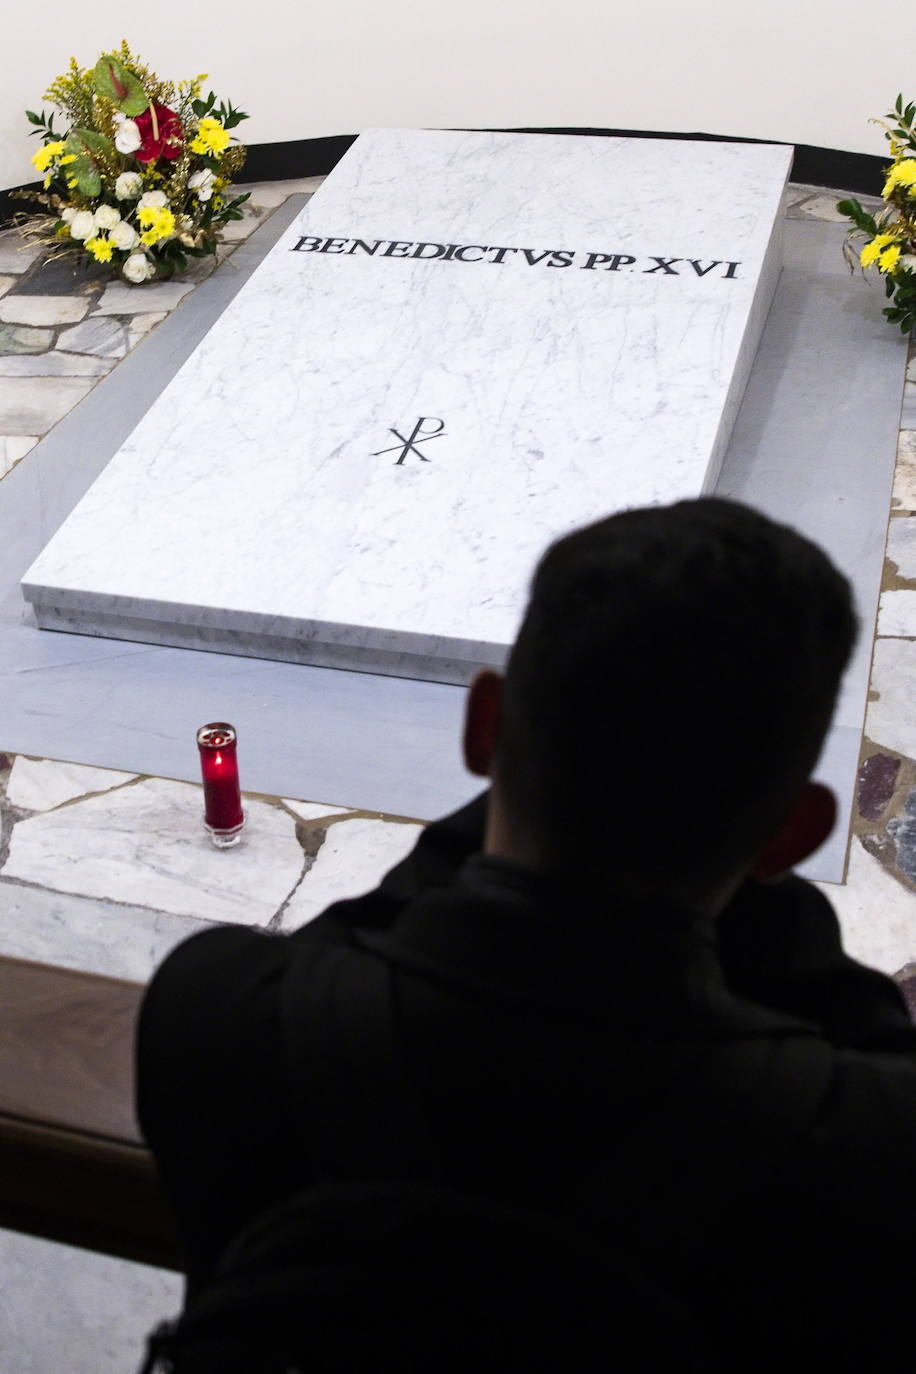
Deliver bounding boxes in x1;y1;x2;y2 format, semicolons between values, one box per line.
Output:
278;930;437;1181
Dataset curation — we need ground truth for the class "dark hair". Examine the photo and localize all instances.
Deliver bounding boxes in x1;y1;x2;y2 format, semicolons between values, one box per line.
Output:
494;498;857;901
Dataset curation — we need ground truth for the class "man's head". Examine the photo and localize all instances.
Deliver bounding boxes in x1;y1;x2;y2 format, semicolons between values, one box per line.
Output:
463;498;857;912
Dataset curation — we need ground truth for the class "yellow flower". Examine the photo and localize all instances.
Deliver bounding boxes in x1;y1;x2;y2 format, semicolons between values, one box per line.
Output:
138;206;176;244
31;140;65;173
879;245;902;273
59;154;77;166
190;116;230;157
85;235;115;264
883;159;916;198
860;232;899;268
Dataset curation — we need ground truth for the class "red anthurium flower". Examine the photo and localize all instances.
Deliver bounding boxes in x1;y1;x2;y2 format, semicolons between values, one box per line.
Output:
134;102;184;164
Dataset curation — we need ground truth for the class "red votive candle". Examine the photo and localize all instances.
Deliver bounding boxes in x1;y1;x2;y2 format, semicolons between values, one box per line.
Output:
197;722;245;847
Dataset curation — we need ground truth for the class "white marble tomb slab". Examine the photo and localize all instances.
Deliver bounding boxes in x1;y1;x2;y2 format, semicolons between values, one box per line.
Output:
22;129;790;684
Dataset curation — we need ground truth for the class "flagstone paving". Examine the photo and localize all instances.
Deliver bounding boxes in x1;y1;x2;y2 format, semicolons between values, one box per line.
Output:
0;174;913;980
0;750;424;981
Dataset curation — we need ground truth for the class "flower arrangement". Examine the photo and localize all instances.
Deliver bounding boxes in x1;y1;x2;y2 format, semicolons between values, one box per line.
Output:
18;43;250;284
839;95;916;334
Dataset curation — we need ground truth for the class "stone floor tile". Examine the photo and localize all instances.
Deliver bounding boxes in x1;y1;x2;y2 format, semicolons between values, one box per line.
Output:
0;881;210;982
888;783;916;885
0;434;38;479
177;255;218;286
236;181;296;209
12;253;109;296
817;835;916;974
264;175;326;196
56;316;127;359
282;798;355;822
126;311;166;348
0;275;13;299
217;212;263;242
878;513;916;637
0;376;95;435
856;750;901;822
0;350;113;378
0;295;89;327
0;321;55;354
281;816;424;930
0;233;45;274
91;280;195;315
877;591;916;636
885;512;916;580
788;193;851;223
865;637;916;759
5;756;138;811
892;431;916;510
0;1226;181;1374
1;776;305;926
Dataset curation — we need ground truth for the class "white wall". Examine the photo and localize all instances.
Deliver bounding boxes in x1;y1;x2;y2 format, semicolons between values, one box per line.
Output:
3;3;915;191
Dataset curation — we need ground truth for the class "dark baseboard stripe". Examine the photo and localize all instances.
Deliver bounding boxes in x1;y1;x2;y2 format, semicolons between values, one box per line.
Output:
1;127;886;227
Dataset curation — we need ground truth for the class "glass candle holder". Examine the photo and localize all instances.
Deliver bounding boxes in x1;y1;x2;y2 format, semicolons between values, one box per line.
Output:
197;722;245;848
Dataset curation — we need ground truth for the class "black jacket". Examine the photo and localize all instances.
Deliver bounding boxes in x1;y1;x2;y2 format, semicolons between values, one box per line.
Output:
136;793;916;1367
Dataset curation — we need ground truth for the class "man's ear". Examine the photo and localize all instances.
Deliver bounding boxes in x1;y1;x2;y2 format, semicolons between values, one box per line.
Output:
751;781;837;881
463;670;504;777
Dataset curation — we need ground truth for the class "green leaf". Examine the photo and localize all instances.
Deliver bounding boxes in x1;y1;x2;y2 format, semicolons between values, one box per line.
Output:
837;197;878;235
25;110;43;126
64;128;115;197
91;55;148;116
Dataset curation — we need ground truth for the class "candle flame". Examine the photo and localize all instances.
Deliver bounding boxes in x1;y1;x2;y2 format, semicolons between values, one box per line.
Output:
214;752;222;766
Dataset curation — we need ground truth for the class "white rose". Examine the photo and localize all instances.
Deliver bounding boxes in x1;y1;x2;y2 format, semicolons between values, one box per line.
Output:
93;204;121;231
115;172;143;200
114;116;142;155
898;253;916;274
122;252;155;284
110;220;139;252
188;169;215;202
69;210;96;241
138;190;168;209
60;206;77;224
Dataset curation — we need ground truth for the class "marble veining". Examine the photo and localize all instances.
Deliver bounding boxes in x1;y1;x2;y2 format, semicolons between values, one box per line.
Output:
21;129;790;682
281;816;424;930
0;776;305;925
817;836;916;974
5;756;137;811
